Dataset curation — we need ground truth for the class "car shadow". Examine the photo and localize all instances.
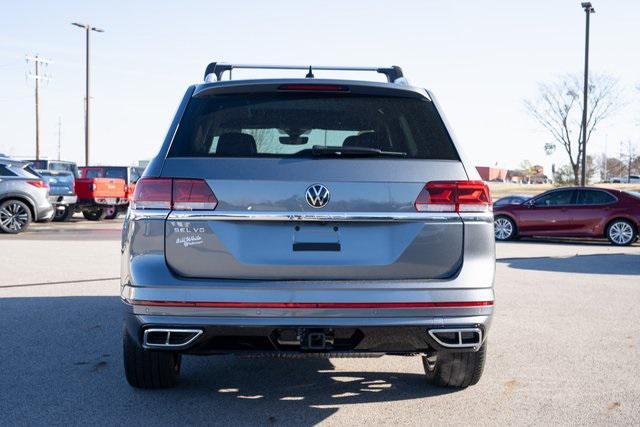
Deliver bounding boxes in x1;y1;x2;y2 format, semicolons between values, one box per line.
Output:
498;253;640;275
498;237;627;247
0;296;456;426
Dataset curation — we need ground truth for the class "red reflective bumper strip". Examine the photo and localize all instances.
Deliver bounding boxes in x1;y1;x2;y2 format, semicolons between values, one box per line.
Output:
126;300;493;309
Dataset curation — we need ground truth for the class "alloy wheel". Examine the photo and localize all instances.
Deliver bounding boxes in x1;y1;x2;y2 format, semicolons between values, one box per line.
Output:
494;217;513;240
608;221;634;245
0;202;29;232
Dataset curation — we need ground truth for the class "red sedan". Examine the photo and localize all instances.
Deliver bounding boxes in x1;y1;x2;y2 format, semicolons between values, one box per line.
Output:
493;187;640;246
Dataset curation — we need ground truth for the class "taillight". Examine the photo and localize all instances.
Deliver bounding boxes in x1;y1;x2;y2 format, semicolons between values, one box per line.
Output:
131;178;217;211
132;178;172;209
27;180;48;189
415;181;491;213
173;179;218;210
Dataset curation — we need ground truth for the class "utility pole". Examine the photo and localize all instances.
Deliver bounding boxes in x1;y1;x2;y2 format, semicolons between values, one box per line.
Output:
628;142;632;183
603;134;608;182
626;141;636;183
57;116;62;160
71;22;104;166
580;2;595;186
26;55;52;160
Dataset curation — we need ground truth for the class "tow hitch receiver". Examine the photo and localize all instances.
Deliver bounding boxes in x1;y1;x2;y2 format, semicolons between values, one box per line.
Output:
276;328;335;350
303;329;335;350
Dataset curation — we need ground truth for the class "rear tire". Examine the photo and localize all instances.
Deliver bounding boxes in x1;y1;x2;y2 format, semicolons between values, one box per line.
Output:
54;206;74;222
123;331;181;389
104;206;119;220
0;199;32;234
422;343;487;388
606;219;636;246
494;215;516;241
83;209;106;221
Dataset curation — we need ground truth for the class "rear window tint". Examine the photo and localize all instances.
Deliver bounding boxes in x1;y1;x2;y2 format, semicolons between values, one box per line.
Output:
168;94;459;160
83;168;128;180
104;168;128;180
578;190;616;205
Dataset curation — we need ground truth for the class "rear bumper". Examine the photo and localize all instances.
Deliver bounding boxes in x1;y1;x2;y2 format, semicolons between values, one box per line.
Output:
122;284;493;355
48;195;77;206
36;204;54;221
123;302;491;355
77;197;127;207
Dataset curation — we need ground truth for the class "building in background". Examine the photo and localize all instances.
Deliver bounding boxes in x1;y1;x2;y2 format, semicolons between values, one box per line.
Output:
476;166;509;182
476;165;551;184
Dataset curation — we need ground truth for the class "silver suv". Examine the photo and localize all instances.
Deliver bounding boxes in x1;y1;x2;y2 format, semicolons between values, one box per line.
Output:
0;157;54;233
121;63;495;389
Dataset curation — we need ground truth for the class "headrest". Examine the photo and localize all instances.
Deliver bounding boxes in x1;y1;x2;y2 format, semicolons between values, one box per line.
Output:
342;132;379;149
216;133;257;156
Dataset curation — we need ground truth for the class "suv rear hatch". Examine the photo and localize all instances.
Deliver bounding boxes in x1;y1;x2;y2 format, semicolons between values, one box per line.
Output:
149;83;486;280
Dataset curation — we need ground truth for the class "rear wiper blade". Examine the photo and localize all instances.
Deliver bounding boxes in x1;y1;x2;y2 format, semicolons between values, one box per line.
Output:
311;145;407;158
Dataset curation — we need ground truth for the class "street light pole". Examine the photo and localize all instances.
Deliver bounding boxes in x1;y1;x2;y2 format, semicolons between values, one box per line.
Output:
580;2;595;186
71;22;104;166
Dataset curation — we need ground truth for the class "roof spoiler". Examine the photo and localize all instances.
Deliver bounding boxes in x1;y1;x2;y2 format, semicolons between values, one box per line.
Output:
203;63;405;84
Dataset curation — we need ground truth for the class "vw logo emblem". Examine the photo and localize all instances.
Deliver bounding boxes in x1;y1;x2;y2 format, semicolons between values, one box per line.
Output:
305;184;330;208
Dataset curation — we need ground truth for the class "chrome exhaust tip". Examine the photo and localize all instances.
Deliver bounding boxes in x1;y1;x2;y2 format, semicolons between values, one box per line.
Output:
428;328;483;350
143;328;203;349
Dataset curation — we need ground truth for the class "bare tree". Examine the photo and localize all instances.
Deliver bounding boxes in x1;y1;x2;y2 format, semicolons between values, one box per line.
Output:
524;74;622;185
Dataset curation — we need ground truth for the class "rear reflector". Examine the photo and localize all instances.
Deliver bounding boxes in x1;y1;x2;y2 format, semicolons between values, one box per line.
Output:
132;178;217;211
27;180;48;189
415;181;491;213
278;84;349;92
127;300;494;309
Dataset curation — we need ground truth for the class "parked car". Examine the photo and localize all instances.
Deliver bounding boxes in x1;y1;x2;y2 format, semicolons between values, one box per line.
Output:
37;170;77;221
493;194;531;207
76;167;127;220
27;159;79;177
0;157;54;233
121;62;495;389
79;166;144;217
610;175;640;184
494;187;640;245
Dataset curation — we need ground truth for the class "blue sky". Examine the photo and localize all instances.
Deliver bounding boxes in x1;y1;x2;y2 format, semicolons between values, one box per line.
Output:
1;0;638;172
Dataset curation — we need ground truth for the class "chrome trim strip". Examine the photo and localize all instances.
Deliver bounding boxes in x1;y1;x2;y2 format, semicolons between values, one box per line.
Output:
167;210;462;223
129;209;493;223
458;212;494;223
128;209;169;220
143;328;203;349
428;327;483;350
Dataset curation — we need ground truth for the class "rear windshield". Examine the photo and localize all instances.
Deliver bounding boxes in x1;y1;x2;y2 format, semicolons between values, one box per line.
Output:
168;94;459;160
84;168;127;180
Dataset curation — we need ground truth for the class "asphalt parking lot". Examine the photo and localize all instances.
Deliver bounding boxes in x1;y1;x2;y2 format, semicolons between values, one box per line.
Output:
1;218;639;425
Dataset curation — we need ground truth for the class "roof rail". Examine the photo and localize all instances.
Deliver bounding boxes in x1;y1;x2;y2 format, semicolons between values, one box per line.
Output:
203;63;404;84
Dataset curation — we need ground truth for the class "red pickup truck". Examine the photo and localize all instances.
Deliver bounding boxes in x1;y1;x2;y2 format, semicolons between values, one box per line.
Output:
76;167;128;220
78;166;144;219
